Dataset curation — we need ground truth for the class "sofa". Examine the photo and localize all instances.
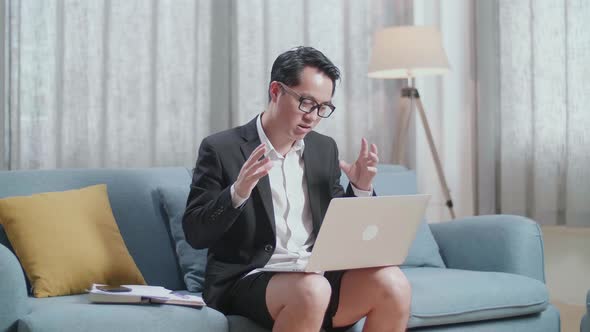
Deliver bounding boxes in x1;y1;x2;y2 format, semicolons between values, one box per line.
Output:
0;164;560;331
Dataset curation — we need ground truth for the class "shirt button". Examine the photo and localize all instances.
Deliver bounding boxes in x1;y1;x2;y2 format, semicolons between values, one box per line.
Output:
264;244;274;253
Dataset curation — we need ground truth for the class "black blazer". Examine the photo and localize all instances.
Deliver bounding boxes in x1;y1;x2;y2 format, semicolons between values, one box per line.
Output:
182;117;356;312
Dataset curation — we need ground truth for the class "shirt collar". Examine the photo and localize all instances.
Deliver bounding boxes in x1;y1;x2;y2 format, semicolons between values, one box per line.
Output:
256;113;305;158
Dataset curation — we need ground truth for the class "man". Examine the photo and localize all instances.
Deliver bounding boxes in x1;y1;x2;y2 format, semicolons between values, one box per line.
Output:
183;47;411;332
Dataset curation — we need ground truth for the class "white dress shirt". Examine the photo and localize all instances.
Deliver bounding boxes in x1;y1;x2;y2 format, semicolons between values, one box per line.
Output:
231;114;371;275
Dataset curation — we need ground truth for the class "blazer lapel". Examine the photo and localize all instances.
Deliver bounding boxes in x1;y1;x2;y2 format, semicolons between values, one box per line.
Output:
240;117;276;237
303;136;322;235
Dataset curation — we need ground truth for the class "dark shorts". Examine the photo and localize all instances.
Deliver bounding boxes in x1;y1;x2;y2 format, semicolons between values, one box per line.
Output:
225;270;356;332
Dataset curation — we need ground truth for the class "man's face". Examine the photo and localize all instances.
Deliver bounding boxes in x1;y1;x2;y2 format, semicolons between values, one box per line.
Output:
273;67;334;141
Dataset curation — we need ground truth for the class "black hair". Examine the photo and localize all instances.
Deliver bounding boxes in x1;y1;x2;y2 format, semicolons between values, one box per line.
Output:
268;46;341;101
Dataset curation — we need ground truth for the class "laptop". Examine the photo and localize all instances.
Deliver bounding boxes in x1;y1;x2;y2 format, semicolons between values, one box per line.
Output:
257;194;430;273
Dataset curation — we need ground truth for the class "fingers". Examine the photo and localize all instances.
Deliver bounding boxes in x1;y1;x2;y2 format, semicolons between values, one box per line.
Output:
250;162;273;180
358;137;369;160
339;160;351;176
370;143;379;164
370;143;378;155
235;148;272;198
356;139;379;166
245;157;273;178
251;142;266;157
367;152;379;166
243;143;267;169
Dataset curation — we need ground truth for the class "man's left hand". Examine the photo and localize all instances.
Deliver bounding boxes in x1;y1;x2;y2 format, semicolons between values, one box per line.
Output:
339;138;379;191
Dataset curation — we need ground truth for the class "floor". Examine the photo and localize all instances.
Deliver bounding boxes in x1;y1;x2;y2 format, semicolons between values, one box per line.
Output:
542;225;589;332
553;300;585;332
543;226;590;304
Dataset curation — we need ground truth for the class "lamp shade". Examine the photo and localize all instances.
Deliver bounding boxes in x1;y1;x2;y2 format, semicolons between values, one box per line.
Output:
368;26;450;79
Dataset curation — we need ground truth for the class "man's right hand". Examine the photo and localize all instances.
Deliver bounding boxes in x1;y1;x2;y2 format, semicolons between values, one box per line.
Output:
234;143;273;199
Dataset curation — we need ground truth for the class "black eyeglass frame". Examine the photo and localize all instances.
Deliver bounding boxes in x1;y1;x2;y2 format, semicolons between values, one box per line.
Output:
277;82;336;118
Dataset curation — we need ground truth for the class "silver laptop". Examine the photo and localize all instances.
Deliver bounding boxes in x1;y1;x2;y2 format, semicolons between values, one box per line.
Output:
257;194;430;273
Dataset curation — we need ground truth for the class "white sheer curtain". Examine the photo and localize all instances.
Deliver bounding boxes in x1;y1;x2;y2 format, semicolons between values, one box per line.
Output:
6;0;581;226
3;0;215;169
1;0;7;171
407;0;590;227
2;0;479;222
399;0;477;222
1;0;413;171
477;0;590;227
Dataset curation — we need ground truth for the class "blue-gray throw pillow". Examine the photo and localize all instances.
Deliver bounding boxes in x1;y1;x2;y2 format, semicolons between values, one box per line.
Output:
341;165;446;268
157;185;207;293
403;221;445;268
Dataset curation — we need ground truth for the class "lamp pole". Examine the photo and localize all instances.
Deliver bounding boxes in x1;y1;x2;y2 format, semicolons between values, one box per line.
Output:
395;76;456;219
368;26;455;218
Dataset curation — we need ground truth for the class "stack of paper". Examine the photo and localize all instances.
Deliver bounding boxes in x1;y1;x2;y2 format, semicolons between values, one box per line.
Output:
87;284;205;307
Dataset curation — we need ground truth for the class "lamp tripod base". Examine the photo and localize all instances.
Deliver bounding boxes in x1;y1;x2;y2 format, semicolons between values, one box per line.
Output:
396;87;456;219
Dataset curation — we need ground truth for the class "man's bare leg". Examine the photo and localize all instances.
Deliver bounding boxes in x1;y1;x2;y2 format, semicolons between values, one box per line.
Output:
332;266;411;332
266;273;332;332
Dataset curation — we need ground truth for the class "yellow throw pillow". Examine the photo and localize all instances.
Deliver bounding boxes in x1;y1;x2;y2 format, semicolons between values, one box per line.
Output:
0;184;146;297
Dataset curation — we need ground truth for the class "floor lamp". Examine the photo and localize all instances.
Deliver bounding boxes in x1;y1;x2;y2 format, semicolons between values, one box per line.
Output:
368;26;456;219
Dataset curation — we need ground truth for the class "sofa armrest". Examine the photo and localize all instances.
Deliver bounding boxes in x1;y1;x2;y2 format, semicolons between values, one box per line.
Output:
0;243;30;332
582;290;590;332
429;215;546;282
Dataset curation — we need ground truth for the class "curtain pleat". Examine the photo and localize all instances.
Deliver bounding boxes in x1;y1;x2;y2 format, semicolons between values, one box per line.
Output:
477;0;590;226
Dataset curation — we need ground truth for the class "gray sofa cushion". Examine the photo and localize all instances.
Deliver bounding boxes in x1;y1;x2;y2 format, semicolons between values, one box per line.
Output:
158;185;207;293
403;267;549;328
21;295;227;332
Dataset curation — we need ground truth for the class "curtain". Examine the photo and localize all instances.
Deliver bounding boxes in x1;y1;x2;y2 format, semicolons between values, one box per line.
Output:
3;0;216;169
405;0;477;222
1;0;408;169
2;0;478;222
1;0;8;170
6;0;586;225
477;0;590;227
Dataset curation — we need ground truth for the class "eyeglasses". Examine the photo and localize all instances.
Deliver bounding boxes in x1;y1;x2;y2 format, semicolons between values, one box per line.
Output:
277;82;336;118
